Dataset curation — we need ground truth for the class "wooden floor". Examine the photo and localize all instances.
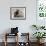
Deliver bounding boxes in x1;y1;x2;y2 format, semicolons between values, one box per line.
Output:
0;42;46;46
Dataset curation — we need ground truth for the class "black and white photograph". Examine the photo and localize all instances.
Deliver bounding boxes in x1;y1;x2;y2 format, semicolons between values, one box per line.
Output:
10;7;26;20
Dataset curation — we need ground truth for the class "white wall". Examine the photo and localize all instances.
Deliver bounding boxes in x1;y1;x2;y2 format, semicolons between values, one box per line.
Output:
0;0;36;42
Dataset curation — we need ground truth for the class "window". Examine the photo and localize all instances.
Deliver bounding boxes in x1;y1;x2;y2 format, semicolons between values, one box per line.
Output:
37;0;46;18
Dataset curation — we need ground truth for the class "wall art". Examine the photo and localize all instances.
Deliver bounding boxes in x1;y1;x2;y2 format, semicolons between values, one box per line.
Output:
10;7;26;20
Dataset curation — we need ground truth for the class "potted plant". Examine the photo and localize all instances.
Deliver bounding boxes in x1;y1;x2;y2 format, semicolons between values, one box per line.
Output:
33;32;46;43
32;24;45;30
40;26;45;29
32;25;39;30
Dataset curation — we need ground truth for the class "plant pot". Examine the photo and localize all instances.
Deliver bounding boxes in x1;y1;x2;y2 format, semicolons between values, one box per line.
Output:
40;38;45;43
37;39;45;44
37;39;40;43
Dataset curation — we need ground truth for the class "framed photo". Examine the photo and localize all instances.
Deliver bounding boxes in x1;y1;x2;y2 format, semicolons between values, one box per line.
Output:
10;7;26;20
